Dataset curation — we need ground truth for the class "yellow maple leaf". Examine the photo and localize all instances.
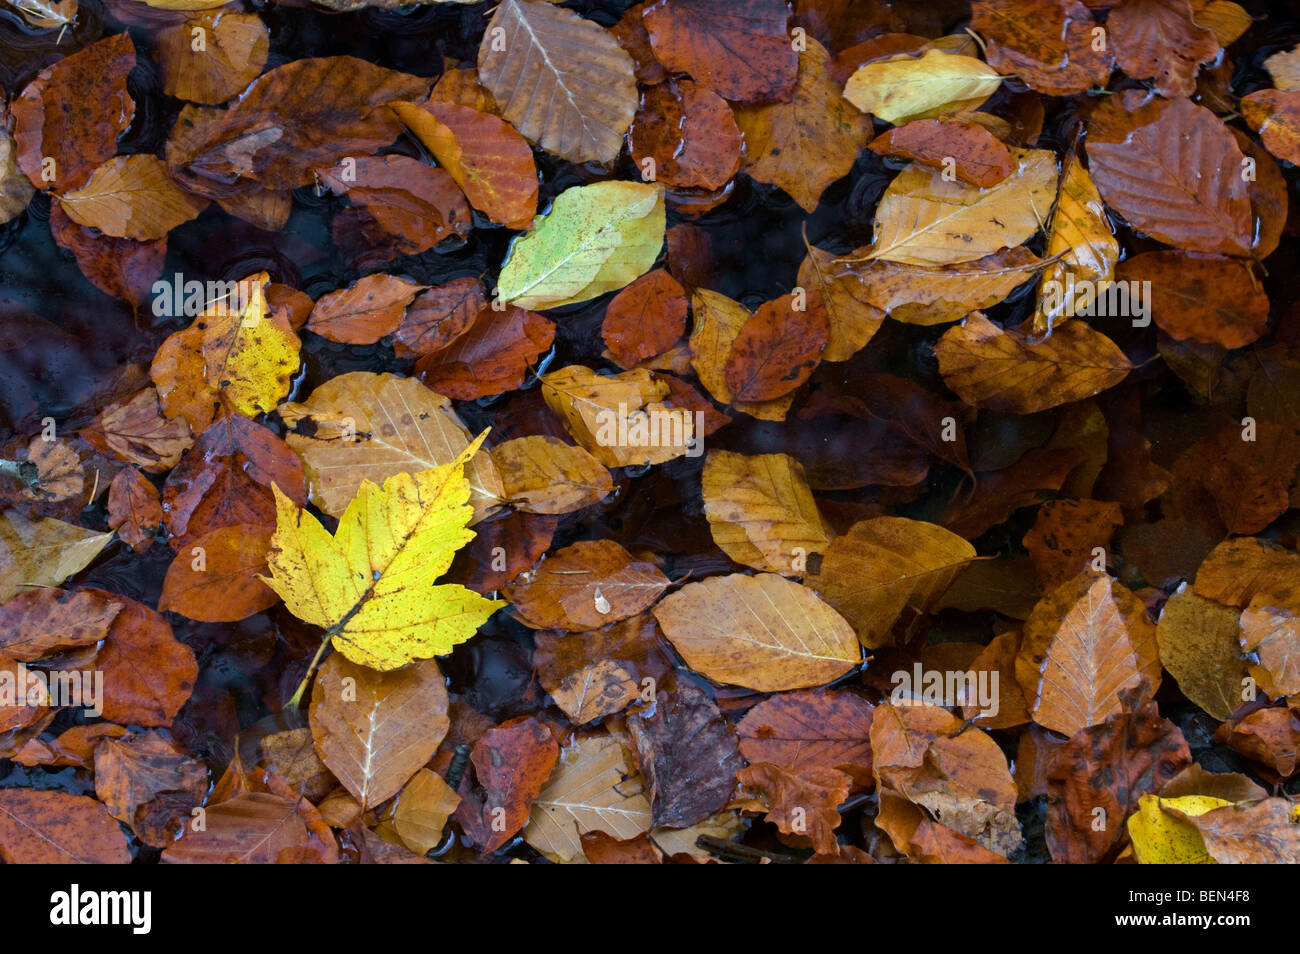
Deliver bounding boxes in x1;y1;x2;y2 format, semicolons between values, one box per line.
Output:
263;433;504;673
1127;794;1232;864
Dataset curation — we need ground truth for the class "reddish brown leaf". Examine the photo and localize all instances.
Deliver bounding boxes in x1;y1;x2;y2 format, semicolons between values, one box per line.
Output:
1215;707;1300;777
0;789;130;863
47;204;167;310
455;716;559;853
736;688;875;789
91;591;198;727
601;269;687;368
1109;0;1220;97
414;305;555;401
157;523;277;622
107;466;162;552
736;761;850;855
723;291;828;402
0;588;121;662
1116;251;1268;349
1023;498;1124;590
972;0;1113;95
628;79;741;191
869;119;1016;188
504;539;670;631
393;278;486;360
462;509;557;594
12;724;128;769
581;829;665;863
306;273;424;345
94;730;208;842
79;387;193;474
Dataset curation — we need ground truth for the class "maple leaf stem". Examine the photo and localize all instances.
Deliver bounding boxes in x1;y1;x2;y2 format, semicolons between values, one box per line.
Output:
286;633;335;711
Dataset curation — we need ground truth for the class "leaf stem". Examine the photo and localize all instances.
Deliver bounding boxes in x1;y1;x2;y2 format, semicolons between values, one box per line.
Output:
286;633;334;711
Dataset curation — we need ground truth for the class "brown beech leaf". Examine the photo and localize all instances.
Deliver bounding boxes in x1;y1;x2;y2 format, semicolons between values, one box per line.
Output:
0;789;129;863
415;305;554;401
0;588;121;662
961;631;1032;729
1086;95;1252;256
643;0;797;104
491;435;613;515
1115;251;1268;349
392;100;538;230
870;704;1021;857
807;516;976;648
737;761;850;855
156;11;270;105
795;245;885;361
504;539;669;630
869;119;1016;188
392;768;460;855
161;414;306;546
317;155;470;260
1193;537;1300;608
255;729;333;803
12;724;128;770
732;39;872;211
47;203;166;309
279;371;503;521
1241;89;1300;166
94;731;207;837
309;653;450;809
540;364;696;466
157;523;277;622
57;155;208;241
628;79;740;192
582;830;664;863
1216;707;1300;776
13;33;136;190
394;278;486;359
534;613;675;724
0;512;112;605
736;688;874;788
0;654;47;733
971;0;1113;95
477;0;637;164
1044;687;1190;863
628;681;745;828
723;290;829;402
80;386;193;474
524;733;653;863
1156;587;1252;721
936;313;1132;414
1023;498;1124;590
653;573;860;692
1168;797;1300;863
91;591;197;727
1109;0;1220;98
690;289;794;419
306;273;423;345
462;510;556;593
612;1;667;85
163;769;338;863
166;56;428;197
107;465;162;552
702;449;832;577
455;716;558;853
1168;421;1300;535
601;269;687;368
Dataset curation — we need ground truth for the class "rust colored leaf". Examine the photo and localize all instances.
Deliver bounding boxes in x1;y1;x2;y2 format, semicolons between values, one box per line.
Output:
643;0;797;104
736;688;874;788
309;653;449;809
107;466;162;552
504;539;669;631
1169;797;1300;863
1023;498;1124;590
80;386;193;474
0;789;129;863
972;0;1113;95
158;522;277;622
13;33;136;190
0;655;49;733
391;100;538;230
628;79;740;192
415;305;554;401
1109;0;1220;97
1086;95;1251;256
12;724;128;769
156;11;270;105
869;119;1016;188
1116;251;1268;349
601;269;687;368
91;591;198;727
582;830;664;863
1242;89;1300;166
462;510;557;593
166;56;428;197
307;273;423;345
1168;421;1300;535
628;682;745;828
94;730;207;837
1216;707;1300;777
0;588;120;662
724;290;828;402
393;278;486;359
454;715;558;853
47;204;167;309
1044;686;1190;863
737;761;850;855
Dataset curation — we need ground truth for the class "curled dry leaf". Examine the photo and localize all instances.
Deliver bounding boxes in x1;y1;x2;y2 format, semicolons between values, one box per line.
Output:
80;386;193;474
309;653;449;809
737;761;851;855
491;435;613;515
653;573;860;692
503;539;669;631
390;100;538;230
477;0;637;163
279;370;503;521
936;313;1132;414
1216;706;1300;775
701;449;832;576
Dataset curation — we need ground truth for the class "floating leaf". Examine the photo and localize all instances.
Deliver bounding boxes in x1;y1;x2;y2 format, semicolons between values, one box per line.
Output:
504;539;669;630
843;49;1002;125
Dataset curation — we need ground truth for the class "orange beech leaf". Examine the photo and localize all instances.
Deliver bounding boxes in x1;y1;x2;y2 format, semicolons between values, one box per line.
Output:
628;79;741;191
0;789;130;863
971;0;1113;95
89;591;198;728
394;277;487;359
157;522;277;622
503;539;670;630
415;304;554;401
155;11;270;105
306;273;424;345
454;716;558;853
723;290;828;402
1108;0;1219;97
869;119;1016;188
1115;251;1268;349
601;269;688;368
737;761;851;855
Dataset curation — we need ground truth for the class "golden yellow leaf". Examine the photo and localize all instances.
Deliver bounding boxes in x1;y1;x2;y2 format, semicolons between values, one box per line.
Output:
278;371;503;522
1127;794;1229;864
0;511;113;604
263;436;504;671
702;450;832;576
392;768;460;854
843;49;1003;125
150;272;300;432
